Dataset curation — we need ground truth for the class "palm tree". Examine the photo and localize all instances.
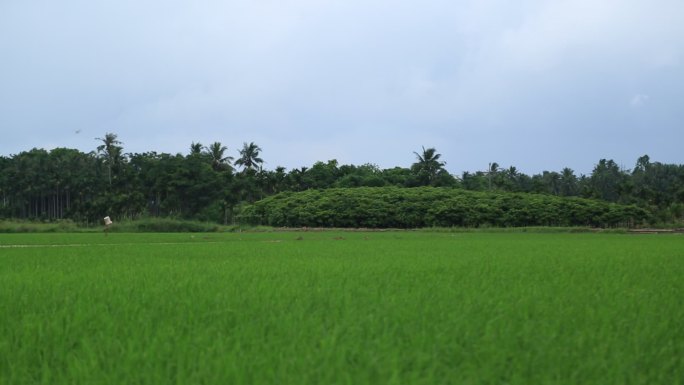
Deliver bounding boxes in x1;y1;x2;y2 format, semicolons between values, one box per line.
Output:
235;142;263;173
542;171;562;195
487;162;499;190
503;166;519;191
411;146;446;186
189;142;203;157
506;166;517;178
204;142;234;172
96;133;122;186
560;167;578;196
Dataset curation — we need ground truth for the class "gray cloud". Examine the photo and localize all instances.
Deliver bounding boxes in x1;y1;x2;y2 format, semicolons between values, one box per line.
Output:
1;0;683;174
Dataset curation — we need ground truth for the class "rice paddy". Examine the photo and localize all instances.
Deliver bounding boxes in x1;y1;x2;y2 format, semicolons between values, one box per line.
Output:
1;231;682;384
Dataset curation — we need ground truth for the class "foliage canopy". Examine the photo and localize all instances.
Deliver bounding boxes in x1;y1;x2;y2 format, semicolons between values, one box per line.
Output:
240;187;648;228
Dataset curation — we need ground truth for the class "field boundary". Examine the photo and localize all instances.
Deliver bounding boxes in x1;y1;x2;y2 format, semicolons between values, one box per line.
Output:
0;241;224;248
629;228;684;234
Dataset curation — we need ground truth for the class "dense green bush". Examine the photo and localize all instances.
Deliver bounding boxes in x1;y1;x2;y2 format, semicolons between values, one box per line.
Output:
111;218;221;233
0;219;82;233
240;187;649;228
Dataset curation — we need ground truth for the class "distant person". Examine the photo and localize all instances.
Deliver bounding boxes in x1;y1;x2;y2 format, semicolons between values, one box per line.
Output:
103;216;112;236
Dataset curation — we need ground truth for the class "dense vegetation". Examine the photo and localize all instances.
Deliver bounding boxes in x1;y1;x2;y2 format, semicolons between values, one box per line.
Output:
1;232;682;384
240;187;648;228
0;133;682;225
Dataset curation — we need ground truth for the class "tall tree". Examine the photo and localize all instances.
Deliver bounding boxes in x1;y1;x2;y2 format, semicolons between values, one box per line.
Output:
204;142;234;172
411;146;446;186
589;159;627;202
235;142;263;173
502;166;520;191
96;133;123;186
306;160;340;189
487;162;500;190
189;142;203;157
541;171;562;195
559;168;578;196
634;155;651;174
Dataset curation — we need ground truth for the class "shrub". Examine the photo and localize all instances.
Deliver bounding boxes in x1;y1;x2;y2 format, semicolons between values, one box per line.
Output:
111;218;220;233
240;187;649;228
0;219;81;233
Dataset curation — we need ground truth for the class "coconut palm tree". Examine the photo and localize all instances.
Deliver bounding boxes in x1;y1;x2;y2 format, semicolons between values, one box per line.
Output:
189;142;203;157
487;162;500;190
235;142;263;173
560;167;578;196
542;171;562;195
411;146;446;185
502;166;519;191
96;133;122;186
204;142;234;172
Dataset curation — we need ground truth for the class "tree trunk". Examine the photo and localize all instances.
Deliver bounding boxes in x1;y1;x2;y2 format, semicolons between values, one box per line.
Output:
223;202;228;225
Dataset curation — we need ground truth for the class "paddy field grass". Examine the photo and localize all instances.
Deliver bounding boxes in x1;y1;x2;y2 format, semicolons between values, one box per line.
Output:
1;231;682;384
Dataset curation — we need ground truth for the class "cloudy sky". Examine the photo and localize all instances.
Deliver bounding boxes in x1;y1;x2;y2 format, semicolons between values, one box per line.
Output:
1;0;682;175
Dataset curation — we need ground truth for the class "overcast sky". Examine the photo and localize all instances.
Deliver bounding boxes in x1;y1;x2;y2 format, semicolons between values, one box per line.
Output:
1;0;682;175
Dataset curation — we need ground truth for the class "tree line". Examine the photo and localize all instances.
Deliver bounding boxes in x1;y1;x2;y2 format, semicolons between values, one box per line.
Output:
0;133;682;224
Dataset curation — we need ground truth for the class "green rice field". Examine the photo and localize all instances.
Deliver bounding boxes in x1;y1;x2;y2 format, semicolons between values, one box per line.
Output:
1;231;683;384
